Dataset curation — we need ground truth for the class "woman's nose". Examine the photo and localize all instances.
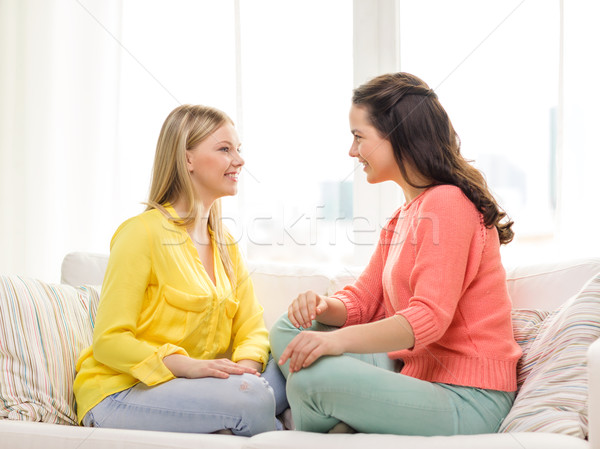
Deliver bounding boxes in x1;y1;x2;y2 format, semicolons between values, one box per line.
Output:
234;151;245;166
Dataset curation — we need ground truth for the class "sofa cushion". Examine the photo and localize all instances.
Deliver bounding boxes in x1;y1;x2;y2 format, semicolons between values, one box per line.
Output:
499;272;600;437
0;419;245;449
245;429;589;449
0;276;100;425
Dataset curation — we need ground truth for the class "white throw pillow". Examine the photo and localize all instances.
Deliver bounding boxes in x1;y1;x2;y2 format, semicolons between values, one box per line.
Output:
500;273;600;438
0;275;100;425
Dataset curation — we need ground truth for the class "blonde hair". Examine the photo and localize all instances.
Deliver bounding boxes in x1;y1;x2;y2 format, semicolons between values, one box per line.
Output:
146;104;235;283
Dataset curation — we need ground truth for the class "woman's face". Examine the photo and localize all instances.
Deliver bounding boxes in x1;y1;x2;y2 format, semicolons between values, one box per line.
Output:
186;122;244;202
348;105;401;185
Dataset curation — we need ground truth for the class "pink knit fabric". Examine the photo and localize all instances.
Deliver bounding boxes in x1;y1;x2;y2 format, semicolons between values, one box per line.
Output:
333;185;521;391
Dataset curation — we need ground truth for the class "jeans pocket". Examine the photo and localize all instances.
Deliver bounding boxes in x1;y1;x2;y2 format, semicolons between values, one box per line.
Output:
111;386;134;402
86;388;132;428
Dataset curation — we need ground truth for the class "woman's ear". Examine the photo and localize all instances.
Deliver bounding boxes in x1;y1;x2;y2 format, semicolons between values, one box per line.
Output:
185;150;194;173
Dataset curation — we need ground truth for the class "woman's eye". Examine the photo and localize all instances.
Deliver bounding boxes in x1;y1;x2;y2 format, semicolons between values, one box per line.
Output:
354;135;361;141
219;147;230;152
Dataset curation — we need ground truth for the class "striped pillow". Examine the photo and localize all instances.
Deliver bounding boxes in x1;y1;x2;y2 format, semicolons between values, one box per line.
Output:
500;273;600;438
0;275;100;425
510;308;551;390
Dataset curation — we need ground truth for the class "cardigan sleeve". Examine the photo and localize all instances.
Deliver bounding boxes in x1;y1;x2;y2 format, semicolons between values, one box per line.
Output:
395;187;484;351
228;239;270;370
92;216;187;386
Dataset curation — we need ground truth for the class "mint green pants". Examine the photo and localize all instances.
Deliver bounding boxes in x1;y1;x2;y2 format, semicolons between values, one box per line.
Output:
270;315;515;435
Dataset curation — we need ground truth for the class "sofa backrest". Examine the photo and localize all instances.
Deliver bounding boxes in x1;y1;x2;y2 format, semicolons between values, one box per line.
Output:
325;259;600;310
60;252;600;328
505;258;600;310
61;252;108;286
60;252;334;328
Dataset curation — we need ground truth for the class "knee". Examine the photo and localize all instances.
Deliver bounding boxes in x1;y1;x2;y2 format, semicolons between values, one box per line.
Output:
286;361;332;402
235;374;276;435
237;373;275;409
270;313;297;336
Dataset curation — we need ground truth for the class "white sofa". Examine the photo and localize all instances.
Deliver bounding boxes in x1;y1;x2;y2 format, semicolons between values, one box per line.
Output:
1;252;599;449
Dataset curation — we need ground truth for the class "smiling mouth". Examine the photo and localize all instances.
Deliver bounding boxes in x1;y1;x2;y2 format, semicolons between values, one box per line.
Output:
225;173;239;181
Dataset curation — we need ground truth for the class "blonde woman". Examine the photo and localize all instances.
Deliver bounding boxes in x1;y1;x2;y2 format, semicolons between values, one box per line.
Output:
74;105;287;435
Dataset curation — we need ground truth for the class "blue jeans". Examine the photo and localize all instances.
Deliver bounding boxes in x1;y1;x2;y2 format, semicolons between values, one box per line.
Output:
82;357;288;436
270;315;515;435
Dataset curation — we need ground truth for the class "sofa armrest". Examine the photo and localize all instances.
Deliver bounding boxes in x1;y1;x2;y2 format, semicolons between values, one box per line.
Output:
589;337;600;449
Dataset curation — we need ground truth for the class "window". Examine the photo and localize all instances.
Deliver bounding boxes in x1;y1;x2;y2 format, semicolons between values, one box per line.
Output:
114;0;355;266
228;0;355;265
117;0;239;221
397;0;560;264
5;0;592;282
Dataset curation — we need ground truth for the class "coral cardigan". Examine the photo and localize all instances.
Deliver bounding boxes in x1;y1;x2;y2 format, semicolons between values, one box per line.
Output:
333;185;521;391
74;205;269;422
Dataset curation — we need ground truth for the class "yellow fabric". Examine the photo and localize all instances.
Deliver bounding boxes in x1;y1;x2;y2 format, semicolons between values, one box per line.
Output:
73;206;269;423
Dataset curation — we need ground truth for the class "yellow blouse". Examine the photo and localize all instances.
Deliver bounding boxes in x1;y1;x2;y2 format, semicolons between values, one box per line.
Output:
73;206;269;423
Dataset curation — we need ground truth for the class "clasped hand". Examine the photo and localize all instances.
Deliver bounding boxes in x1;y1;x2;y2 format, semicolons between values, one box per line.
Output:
279;290;346;373
278;329;345;373
163;354;261;379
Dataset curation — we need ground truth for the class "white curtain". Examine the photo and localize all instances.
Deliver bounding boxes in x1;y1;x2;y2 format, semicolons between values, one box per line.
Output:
0;0;123;281
0;0;243;282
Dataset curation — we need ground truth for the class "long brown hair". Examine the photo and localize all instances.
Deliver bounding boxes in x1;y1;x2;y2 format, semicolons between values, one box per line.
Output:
352;72;514;244
146;104;236;282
